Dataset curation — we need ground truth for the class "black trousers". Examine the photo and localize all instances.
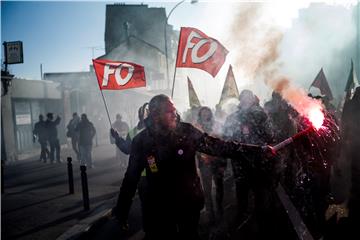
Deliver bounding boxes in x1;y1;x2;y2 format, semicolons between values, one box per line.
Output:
71;137;79;159
199;162;225;219
143;204;201;240
49;139;60;162
39;140;49;162
231;159;277;238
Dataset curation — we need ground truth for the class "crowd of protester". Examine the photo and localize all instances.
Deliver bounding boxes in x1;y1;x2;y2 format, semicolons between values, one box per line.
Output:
110;88;359;239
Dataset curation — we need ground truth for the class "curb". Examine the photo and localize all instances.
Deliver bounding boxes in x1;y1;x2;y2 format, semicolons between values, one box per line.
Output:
56;198;116;240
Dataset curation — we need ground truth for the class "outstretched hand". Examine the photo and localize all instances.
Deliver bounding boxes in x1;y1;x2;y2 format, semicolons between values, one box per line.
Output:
261;145;276;158
110;128;120;139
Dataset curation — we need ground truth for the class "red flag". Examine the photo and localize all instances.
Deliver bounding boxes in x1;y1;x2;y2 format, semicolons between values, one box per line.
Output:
310;68;333;100
92;59;146;90
175;27;228;77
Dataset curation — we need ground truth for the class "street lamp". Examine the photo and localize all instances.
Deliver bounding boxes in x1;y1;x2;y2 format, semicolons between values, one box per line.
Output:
164;0;198;89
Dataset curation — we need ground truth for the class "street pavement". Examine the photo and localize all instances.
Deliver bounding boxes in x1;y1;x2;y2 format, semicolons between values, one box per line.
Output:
2;144;297;240
76;167;297;240
2;143;125;240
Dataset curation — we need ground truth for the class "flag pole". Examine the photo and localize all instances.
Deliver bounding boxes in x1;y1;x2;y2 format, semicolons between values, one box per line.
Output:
99;90;113;127
171;65;178;99
171;28;183;99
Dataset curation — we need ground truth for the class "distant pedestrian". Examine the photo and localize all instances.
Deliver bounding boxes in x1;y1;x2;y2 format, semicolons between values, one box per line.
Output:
45;113;61;163
33;114;49;162
76;114;96;168
111;114;129;168
66;112;80;160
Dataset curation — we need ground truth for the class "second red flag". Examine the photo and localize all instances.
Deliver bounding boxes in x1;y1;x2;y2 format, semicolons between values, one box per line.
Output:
176;27;228;77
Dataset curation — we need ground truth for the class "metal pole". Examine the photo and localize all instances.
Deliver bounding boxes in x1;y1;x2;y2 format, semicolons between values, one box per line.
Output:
40;64;43;80
1;115;6;194
99;89;112;127
80;165;90;210
171;30;182;99
76;90;80;114
165;0;186;90
1;160;4;194
164;23;170;88
3;42;8;73
67;157;74;194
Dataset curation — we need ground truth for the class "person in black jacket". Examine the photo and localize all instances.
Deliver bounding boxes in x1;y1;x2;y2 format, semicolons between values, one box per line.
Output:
76;114;96;168
46;113;61;163
341;87;360;239
111;103;149;232
66;112;80;160
113;94;273;240
33;114;49;162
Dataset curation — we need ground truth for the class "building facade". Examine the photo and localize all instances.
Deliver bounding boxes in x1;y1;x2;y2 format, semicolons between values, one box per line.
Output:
1;78;64;162
104;3;178;90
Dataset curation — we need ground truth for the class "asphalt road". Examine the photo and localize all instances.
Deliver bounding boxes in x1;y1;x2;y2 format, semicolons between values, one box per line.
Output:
2;144;125;240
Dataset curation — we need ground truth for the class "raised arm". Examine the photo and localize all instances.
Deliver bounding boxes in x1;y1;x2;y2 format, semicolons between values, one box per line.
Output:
54;116;61;125
110;129;132;155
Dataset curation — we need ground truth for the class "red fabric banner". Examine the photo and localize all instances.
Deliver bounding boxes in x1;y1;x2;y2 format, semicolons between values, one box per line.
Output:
176;27;228;77
92;59;146;90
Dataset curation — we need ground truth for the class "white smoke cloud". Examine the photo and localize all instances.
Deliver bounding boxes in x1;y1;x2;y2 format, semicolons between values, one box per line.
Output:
173;1;358;113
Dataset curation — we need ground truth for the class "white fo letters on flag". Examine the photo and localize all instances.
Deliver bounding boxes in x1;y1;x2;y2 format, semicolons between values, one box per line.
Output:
102;63;134;87
183;31;218;64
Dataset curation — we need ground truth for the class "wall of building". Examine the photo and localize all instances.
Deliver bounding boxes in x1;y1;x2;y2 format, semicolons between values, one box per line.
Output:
104;3;178;90
1;90;17;162
11;79;61;99
105;4;167;54
1;78;64;162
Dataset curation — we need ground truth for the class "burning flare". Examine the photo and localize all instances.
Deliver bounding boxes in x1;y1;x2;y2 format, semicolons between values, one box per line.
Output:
307;107;324;130
272;103;325;152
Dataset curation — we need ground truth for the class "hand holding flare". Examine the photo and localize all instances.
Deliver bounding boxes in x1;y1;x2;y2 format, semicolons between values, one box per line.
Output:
272;108;325;152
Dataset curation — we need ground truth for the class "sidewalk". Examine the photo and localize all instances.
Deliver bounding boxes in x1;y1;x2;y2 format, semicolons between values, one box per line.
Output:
2;143;125;240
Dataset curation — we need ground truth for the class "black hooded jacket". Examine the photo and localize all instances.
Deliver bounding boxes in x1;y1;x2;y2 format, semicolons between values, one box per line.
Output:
115;119;262;223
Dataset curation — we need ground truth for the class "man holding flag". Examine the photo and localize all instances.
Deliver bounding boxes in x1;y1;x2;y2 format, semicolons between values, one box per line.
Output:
113;94;274;239
92;27;261;239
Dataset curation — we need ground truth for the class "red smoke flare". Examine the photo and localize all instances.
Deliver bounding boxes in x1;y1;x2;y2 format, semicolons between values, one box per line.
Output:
308;107;324;130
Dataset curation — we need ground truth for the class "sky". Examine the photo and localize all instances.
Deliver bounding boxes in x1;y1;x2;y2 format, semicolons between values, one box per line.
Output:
1;0;223;80
1;0;359;113
1;1;107;78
